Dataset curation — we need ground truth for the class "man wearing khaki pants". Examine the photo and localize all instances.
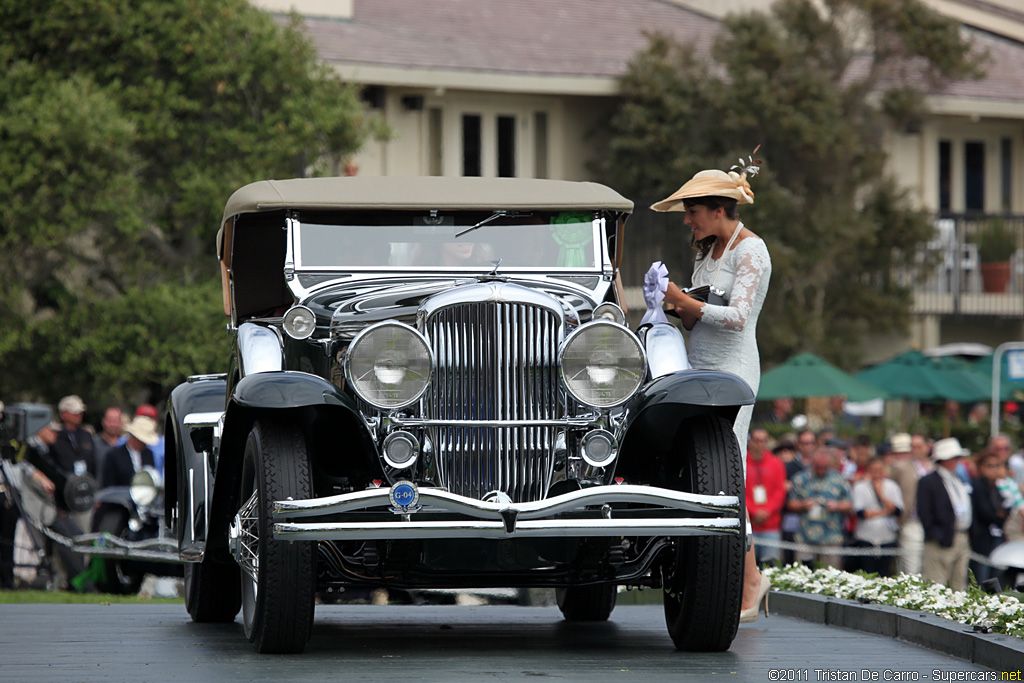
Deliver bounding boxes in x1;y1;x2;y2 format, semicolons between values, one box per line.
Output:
917;438;972;591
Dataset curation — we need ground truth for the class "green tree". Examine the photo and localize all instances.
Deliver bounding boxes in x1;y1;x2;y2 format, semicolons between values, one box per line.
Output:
598;0;983;369
0;0;381;407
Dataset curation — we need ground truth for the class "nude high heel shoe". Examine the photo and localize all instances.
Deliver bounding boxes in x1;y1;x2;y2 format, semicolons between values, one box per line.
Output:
739;574;771;623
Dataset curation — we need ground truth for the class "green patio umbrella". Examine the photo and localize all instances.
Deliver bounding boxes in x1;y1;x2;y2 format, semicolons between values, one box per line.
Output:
974;353;1024;401
855;350;989;403
930;355;993;403
757;352;889;401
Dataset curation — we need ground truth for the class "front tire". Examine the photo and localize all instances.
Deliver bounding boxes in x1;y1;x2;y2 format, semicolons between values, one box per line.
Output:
662;415;745;651
235;419;316;653
556;584;617;621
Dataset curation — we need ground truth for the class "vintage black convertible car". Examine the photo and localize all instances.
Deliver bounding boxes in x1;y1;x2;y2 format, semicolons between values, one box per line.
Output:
165;176;753;653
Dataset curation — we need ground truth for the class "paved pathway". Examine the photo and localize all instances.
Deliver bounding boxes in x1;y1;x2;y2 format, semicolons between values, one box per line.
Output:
0;604;996;682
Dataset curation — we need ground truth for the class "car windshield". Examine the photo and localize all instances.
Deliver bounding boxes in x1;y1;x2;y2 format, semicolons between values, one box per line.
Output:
294;211;602;270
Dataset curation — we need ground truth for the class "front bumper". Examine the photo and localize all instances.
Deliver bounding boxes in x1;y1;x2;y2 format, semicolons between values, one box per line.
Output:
270;484;742;541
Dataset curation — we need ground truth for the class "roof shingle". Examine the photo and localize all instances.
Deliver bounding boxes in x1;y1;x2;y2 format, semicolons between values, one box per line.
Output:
301;0;720;78
296;0;1024;104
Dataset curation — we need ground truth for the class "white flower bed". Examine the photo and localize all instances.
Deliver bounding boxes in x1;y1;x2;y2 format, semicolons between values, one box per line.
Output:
764;564;1024;639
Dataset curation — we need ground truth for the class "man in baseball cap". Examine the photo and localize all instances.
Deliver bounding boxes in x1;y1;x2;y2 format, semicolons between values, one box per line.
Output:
134;404;158;420
57;395;86;416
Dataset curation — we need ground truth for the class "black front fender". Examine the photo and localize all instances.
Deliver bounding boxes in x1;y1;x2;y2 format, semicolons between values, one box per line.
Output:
231;371;359;411
205;371;377;557
615;369;754;484
634;370;755;411
165;377;228;544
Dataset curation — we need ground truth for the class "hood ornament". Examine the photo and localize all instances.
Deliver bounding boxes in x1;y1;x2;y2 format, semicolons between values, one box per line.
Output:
476;259;508;282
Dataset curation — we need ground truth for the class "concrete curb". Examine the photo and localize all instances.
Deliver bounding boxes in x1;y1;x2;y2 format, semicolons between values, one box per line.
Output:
771;591;1024;672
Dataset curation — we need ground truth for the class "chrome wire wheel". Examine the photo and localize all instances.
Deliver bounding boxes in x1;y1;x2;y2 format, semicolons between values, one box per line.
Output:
236;490;260;599
237;419;316;654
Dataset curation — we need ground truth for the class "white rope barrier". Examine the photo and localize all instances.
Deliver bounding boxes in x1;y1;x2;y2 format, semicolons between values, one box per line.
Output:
755;536;1011;569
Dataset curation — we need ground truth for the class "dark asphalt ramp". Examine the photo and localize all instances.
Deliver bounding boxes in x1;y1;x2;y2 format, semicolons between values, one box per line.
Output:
0;604;994;682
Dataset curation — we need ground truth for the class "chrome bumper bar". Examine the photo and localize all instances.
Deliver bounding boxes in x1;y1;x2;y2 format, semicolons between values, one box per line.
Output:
44;527;180;563
272;484;742;541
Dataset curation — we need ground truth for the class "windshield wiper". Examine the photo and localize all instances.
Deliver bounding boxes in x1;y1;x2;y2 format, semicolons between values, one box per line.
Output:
454;211;530;238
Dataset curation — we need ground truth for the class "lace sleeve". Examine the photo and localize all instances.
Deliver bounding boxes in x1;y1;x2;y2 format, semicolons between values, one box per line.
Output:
700;238;770;331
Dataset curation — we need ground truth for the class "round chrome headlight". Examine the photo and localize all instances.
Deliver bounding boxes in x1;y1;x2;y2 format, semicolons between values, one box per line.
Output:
382;431;420;469
559;321;646;408
592;302;625;325
346;321;433;409
130;468;162;508
581;429;617;468
283;305;316;340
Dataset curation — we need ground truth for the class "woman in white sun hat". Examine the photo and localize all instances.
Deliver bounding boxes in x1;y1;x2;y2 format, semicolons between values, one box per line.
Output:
652;152;772;623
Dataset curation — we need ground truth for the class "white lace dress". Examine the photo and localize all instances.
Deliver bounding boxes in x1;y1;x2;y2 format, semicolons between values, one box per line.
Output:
688;225;772;460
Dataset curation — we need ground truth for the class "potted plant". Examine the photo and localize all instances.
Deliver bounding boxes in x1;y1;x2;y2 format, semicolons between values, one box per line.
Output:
975;218;1017;293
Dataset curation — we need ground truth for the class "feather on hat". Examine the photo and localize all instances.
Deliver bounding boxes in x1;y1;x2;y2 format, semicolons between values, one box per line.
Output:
651;147;762;212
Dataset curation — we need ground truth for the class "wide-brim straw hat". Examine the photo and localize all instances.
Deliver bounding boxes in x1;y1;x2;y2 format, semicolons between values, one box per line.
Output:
126;415;160;447
651;169;755;212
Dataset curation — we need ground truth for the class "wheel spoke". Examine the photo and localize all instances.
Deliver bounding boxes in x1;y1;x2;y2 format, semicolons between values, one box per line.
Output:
236;490;260;587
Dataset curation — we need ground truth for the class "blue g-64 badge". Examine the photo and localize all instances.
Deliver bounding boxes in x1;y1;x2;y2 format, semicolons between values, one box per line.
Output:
389;480;420;513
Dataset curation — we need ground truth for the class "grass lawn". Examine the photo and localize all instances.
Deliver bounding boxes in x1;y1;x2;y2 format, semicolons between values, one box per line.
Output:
0;590;182;604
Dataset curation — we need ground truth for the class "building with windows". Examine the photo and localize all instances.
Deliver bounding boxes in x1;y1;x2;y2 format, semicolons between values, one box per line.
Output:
254;0;720;181
255;0;1024;357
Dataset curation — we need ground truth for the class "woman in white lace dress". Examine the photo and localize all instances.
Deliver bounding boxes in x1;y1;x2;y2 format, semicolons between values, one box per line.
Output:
654;165;772;623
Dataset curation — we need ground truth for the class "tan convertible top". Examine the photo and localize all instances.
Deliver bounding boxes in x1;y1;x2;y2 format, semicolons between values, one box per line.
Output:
219;176;631;252
224;176;632;219
217;176;633;317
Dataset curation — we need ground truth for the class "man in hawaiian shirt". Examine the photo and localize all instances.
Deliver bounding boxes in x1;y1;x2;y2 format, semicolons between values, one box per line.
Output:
788;447;852;569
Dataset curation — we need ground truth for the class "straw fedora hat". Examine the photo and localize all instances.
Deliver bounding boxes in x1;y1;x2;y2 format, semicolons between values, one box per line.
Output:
651;169;756;212
932;437;968;461
126;415;160;447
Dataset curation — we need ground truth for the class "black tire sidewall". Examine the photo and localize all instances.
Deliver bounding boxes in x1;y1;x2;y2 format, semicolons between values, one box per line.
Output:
663;414;745;651
556;584;617;621
185;556;241;623
239;418;316;653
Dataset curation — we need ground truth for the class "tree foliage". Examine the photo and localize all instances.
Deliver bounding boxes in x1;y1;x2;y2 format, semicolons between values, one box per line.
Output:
8;281;229;407
597;0;984;369
0;0;381;408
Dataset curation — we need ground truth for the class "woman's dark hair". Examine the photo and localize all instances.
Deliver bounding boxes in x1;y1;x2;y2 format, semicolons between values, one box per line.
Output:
684;195;739;257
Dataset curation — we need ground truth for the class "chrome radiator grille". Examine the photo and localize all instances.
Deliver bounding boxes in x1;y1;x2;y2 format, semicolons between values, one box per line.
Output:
423;300;560;503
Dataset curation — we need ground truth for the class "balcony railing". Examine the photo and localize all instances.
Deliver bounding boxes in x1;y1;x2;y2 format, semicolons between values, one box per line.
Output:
901;214;1024;318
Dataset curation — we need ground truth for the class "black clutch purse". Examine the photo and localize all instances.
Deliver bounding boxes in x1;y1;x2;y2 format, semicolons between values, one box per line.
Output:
683;284;728;306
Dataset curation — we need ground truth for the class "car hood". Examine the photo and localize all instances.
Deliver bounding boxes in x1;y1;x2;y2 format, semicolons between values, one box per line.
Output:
302;276;603;338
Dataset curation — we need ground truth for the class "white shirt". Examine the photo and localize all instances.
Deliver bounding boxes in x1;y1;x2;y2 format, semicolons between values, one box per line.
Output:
852;478;904;545
937;466;972;532
127;445;143;475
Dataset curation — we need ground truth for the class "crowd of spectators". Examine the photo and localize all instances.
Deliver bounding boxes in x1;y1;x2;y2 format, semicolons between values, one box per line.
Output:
0;396;165;591
6;390;1024;594
747;404;1024;590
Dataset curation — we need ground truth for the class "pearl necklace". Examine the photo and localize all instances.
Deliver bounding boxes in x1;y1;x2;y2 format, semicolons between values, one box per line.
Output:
693;221;744;287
